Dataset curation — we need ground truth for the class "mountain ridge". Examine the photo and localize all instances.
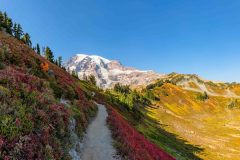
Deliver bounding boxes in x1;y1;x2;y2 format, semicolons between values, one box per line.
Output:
64;54;164;88
64;54;240;92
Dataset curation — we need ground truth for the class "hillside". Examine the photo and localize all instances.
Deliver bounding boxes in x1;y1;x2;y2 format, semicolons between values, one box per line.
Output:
0;29;175;159
96;72;240;160
143;73;240;160
163;73;240;98
0;31;99;159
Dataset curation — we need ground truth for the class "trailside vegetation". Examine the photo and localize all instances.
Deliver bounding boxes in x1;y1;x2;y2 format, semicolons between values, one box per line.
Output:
0;11;98;159
104;83;153;122
107;105;175;160
104;81;204;160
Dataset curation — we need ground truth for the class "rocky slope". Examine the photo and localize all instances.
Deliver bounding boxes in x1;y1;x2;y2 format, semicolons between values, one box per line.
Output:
64;54;163;88
143;73;240;160
159;73;240;98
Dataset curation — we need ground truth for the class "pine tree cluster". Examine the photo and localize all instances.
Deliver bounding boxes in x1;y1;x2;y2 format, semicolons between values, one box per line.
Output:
0;11;64;68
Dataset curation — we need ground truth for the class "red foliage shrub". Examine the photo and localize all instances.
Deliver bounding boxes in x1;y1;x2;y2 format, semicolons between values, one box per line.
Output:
0;67;45;93
107;106;175;160
15;118;21;127
3;156;10;160
0;137;4;148
0;32;97;159
0;67;71;159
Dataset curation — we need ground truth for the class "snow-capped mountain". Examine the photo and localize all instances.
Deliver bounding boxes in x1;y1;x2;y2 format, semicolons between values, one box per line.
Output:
64;54;164;88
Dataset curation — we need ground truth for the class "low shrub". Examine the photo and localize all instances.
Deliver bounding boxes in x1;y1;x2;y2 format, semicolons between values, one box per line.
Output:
0;48;5;61
50;81;63;98
0;68;71;159
107;106;175;160
0;85;10;98
197;91;209;101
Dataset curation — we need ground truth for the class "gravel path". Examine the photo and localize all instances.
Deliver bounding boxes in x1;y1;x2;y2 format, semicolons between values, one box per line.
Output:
81;103;117;160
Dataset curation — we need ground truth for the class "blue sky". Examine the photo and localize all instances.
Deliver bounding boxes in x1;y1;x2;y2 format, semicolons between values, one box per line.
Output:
1;0;240;82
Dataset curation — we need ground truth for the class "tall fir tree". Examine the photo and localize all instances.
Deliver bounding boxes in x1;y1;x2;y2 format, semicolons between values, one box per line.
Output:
13;23;23;39
1;12;13;34
0;11;3;29
2;12;8;28
42;47;46;55
36;43;41;55
45;47;54;63
54;59;58;66
22;33;32;47
6;18;13;34
16;24;23;39
57;56;62;67
13;23;17;37
32;46;36;51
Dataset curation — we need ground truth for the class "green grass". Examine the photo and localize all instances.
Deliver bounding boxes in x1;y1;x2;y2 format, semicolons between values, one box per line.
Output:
136;116;203;160
107;97;203;160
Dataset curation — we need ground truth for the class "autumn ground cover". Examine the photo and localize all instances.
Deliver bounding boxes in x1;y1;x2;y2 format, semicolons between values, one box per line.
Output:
0;31;97;159
106;105;175;160
96;84;203;160
145;79;240;160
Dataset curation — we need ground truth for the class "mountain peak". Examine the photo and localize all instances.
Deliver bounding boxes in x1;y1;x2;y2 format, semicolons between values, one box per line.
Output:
77;54;110;63
64;54;163;88
74;54;111;66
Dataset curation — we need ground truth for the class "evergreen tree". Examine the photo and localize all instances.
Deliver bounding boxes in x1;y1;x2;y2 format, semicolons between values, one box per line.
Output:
0;11;3;29
145;90;156;101
13;23;23;39
17;24;23;39
13;23;17;37
6;18;13;34
203;91;209;100
54;59;58;65
198;91;209;101
2;12;8;28
36;43;41;54
119;94;126;104
45;46;54;63
57;56;62;67
1;12;13;34
42;47;46;56
22;33;32;47
126;94;134;110
114;83;130;94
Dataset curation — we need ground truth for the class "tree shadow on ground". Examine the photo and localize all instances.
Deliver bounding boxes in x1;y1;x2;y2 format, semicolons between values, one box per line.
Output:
100;94;204;160
140;108;204;160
